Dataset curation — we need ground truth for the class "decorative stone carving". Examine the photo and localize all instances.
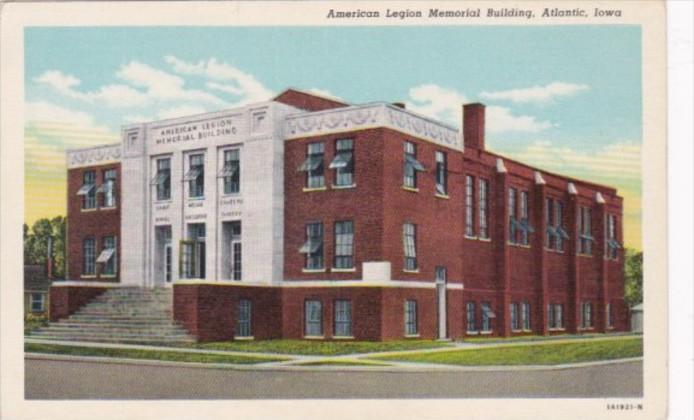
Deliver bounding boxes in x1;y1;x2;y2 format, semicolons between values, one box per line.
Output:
284;103;461;150
67;144;122;168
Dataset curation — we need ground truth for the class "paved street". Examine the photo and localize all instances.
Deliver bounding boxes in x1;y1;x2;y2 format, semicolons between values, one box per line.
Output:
25;358;642;399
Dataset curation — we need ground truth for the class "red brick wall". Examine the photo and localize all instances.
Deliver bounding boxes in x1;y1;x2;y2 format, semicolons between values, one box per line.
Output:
284;129;385;280
48;285;108;321
66;163;121;282
174;284;283;342
274;89;348;111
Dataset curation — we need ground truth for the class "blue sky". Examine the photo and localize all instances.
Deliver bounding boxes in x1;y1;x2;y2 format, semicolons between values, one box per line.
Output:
24;25;642;247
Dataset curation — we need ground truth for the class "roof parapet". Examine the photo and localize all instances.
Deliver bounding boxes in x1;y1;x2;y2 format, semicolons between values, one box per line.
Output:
567;182;578;195
534;171;546;185
496;158;507;173
595;192;606;204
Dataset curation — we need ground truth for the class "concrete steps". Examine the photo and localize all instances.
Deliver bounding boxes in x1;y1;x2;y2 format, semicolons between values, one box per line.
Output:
28;287;195;345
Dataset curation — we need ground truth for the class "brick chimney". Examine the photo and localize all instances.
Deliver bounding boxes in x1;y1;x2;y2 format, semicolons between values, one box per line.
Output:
463;103;485;150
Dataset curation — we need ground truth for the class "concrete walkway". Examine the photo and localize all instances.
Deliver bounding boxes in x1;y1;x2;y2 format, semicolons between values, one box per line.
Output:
24;334;642;371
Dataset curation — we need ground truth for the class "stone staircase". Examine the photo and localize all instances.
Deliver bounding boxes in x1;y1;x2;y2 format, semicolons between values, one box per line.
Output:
28;287;196;345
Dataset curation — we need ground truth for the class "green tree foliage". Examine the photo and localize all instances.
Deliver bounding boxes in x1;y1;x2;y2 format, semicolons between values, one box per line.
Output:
624;248;643;306
23;216;66;279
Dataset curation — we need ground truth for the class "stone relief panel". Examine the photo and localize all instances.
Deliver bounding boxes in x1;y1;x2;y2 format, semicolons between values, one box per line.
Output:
67;144;122;169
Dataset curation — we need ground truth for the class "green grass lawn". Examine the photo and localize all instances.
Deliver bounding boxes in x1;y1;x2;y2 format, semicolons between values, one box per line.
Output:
462;332;637;344
372;337;643;366
188;339;451;356
25;343;286;365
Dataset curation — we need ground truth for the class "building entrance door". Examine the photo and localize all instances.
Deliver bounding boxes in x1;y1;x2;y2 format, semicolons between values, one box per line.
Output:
435;266;447;340
230;222;242;280
154;225;172;286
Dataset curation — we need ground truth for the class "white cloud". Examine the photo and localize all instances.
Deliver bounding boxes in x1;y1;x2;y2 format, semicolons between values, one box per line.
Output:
405;84;551;133
25;101;107;130
34;71;82;98
165;55;273;105
480;82;590;104
156;105;208;120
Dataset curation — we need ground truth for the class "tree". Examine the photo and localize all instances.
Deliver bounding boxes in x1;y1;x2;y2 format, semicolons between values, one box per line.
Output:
623;248;643;306
23;216;66;279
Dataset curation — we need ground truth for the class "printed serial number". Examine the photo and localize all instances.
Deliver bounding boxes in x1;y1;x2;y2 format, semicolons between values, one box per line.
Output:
607;403;642;411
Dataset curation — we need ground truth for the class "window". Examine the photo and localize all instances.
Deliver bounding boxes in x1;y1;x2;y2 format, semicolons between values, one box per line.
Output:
299;142;325;189
521;301;531;330
509;189;534;245
508;188;517;242
152;158;171;201
184;154;205;198
606;302;614;328
581;301;593;328
479;179;489;239
300;222;324;270
180;223;205;279
519;191;531;245
98;169;117;207
221;149;240;194
481;302;495;332
465;175;475;236
605;214;620;260
510;302;520;331
579;206;593;254
82;237;96;275
97;236;117;276
403;141;424;188
403;223;417;271
30;293;45;312
435;151;447;195
548;304;564;329
334;221;354;269
236;299;252;337
466;302;477;333
334;300;352;337
546;198;568;251
404;300;418;335
231;222;242;281
78;171;97;209
331;139;354;187
179;240;195;279
304;300;323;336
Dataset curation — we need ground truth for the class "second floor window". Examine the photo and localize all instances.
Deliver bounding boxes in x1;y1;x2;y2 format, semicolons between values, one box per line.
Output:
435;151;447;195
300;222;324;270
403;222;417;271
330;139;354;187
222;149;240;194
153;158;171;201
403;141;424;188
605;213;620;260
184;154;205;198
334;221;354;269
299;142;325;189
579;206;594;255
509;188;534;245
78;171;97;209
99;169;117;207
479;179;489;239
465;175;475;236
546;198;569;251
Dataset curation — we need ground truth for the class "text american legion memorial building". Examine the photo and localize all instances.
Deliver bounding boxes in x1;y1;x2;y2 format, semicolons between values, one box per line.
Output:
50;88;629;341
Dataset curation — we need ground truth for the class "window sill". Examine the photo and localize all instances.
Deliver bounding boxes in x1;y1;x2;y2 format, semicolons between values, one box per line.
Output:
100;206;117;211
480;331;493;335
466;331;479;335
222;192;241;197
435;193;450;200
577;253;594;258
401;186;419;193
578;327;595;331
402;269;420;274
100;274;117;278
154;199;173;204
234;336;254;341
404;334;421;338
302;268;326;273
332;336;355;340
544;248;565;254
522;329;532;332
331;184;356;190
478;237;491;242
508;242;532;249
80;275;97;279
331;268;356;273
81;208;98;212
511;329;523;333
304;335;325;340
188;196;205;201
464;235;478;240
303;186;327;192
549;328;566;332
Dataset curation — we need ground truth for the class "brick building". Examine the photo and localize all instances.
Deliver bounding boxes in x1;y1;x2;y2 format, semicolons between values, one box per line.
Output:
50;89;628;342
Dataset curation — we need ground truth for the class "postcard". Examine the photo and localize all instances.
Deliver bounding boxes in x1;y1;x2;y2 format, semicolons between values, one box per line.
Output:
0;1;667;419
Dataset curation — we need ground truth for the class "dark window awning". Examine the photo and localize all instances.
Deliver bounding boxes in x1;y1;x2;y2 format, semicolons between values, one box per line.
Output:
298;155;323;172
405;154;425;172
76;183;96;196
182;168;202;181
